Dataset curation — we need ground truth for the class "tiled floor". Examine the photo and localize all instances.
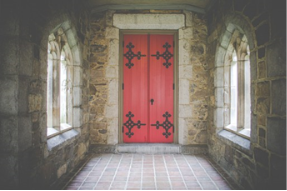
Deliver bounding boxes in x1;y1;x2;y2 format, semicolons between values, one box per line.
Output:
64;154;235;190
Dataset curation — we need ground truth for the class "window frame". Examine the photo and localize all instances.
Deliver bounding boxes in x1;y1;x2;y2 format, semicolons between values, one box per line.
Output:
224;34;251;139
47;29;74;139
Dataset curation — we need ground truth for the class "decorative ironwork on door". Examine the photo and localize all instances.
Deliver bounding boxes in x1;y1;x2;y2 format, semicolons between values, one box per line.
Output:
124;42;146;69
123;111;146;138
151;42;173;68
151;112;174;138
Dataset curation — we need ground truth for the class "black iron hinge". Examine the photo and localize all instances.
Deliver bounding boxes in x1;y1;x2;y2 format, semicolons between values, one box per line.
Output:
173;126;174;133
173;83;175;90
122;41;124;47
122;83;124;90
173;41;175;47
122;126;124;133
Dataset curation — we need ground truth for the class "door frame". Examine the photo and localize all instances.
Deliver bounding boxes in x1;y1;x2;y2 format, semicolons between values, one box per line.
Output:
119;30;179;143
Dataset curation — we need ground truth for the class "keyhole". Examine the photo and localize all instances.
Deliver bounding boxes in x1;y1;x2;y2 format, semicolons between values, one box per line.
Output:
150;99;154;105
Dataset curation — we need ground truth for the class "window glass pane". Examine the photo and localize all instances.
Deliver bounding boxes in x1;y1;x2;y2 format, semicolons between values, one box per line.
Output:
244;57;251;130
230;51;237;125
60;53;67;124
47;50;53;128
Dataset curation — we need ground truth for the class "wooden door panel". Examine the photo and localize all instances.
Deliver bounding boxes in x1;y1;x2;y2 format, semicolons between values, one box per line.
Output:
123;34;148;142
149;35;174;143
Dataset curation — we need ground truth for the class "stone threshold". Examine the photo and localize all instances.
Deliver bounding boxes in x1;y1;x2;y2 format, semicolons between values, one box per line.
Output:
90;143;208;154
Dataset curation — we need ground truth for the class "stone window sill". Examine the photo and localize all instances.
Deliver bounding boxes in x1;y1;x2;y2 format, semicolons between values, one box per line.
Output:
217;130;251;156
47;129;79;152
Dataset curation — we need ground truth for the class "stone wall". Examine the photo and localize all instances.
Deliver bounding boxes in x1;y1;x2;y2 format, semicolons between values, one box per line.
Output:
207;0;286;189
89;10;210;146
0;0;90;189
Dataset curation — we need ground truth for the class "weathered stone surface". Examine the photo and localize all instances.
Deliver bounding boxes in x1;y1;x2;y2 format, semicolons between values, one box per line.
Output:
257;61;266;79
179;105;192;118
179;65;192;79
271;79;286;115
179;27;193;40
256;82;270;97
256;97;270;114
266;41;286;77
18;117;32;152
179;79;190;104
113;14;185;29
267;117;286;155
270;154;286;188
178;39;190;65
108;39;119;66
105;27;119;39
28;94;42;113
254;147;269;166
0;116;18;152
57;163;67;178
0;77;18;114
105;105;118;118
105;65;118;79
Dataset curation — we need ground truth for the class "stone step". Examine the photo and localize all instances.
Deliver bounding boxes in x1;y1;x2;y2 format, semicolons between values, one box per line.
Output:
90;144;208;154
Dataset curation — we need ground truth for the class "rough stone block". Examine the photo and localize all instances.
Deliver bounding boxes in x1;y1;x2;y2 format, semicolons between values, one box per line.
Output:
267;117;286;155
179;79;190;104
178;118;186;145
108;79;118;105
105;65;118;78
105;105;118;118
66;28;77;48
73;66;83;86
18;116;32;152
214;108;224;128
178;27;193;40
179;105;192;118
113;14;185;29
107;118;118;145
215;87;224;107
73;107;82;128
57;163;67;178
254;147;269;166
271;79;286;115
184;10;193;27
179;65;192;79
19;41;33;76
256;97;270;114
108;39;119;66
0;116;18;152
0;154;18;188
0;77;18;114
73;87;82;106
256;81;270;97
71;46;82;65
266;41;286;77
0;39;19;75
28;94;42;113
220;31;232;49
270;154;286;189
214;67;224;87
105;27;119;39
178;39;190;65
18;77;29;113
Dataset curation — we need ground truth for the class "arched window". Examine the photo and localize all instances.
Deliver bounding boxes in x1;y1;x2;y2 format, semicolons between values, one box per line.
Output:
224;33;251;138
47;28;73;138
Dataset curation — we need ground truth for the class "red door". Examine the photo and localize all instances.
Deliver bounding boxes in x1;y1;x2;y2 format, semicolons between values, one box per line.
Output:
123;34;174;143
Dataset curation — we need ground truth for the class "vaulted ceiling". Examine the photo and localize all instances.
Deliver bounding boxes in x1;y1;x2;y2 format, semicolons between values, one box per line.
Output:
87;0;214;14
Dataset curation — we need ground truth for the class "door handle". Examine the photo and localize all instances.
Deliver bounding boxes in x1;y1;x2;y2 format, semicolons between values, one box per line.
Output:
150;99;154;105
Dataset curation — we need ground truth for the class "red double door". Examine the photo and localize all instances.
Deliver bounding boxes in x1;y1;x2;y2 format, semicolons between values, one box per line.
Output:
123;34;174;143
